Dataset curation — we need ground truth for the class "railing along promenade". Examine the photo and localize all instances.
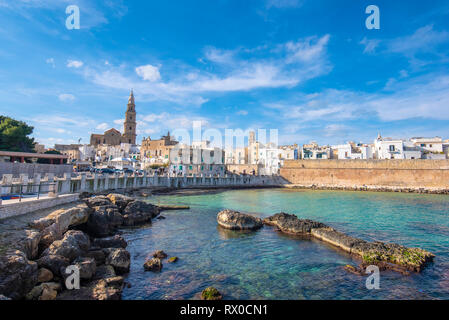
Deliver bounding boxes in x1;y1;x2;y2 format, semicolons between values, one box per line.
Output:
0;172;280;198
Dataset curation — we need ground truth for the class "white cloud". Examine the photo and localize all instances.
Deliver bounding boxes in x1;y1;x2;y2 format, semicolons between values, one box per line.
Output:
387;25;449;57
114;119;124;125
67;60;84;68
360;37;380;54
58;93;75;102
79;36;331;105
96;122;109;130
135;64;161;82
237;110;248;116
285;35;330;63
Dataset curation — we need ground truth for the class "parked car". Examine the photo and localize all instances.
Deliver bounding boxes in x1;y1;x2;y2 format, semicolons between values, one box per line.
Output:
98;168;116;174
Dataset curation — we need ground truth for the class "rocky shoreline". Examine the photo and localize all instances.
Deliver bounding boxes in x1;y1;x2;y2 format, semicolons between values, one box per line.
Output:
217;210;435;274
0;193;166;300
284;184;449;195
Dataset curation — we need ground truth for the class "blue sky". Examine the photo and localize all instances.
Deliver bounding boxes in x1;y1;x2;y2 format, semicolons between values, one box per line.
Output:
1;0;449;147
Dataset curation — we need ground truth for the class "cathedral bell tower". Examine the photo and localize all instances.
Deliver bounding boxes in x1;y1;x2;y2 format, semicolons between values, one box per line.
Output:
122;90;137;145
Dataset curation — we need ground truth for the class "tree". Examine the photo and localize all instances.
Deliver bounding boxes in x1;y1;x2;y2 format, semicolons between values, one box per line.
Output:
0;116;35;152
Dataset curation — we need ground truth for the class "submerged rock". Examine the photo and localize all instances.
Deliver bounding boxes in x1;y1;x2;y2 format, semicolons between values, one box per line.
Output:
201;287;222;300
217;209;263;231
168;256;178;263
263;212;435;273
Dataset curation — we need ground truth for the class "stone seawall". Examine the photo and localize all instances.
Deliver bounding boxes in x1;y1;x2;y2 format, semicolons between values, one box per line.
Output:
280;159;449;190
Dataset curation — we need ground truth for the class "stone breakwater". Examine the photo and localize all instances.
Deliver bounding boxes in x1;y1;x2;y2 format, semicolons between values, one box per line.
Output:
263;213;435;273
0;193;164;300
284;184;449;195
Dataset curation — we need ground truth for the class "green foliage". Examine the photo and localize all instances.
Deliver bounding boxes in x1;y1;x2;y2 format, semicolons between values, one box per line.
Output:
37;150;67;164
0;116;35;152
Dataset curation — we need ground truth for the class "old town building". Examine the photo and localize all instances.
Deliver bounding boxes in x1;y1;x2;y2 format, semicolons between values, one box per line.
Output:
90;90;137;146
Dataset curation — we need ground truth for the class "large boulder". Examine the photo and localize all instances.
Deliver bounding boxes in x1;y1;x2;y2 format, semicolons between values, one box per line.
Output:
56;279;122;300
86;250;106;266
0;250;38;300
25;282;61;300
17;230;41;260
41;230;90;262
107;193;134;212
93;265;116;280
32;204;92;251
263;212;327;234
105;248;131;274
92;235;127;249
122;200;160;226
87;205;123;237
73;257;97;280
217;209;263;231
36;255;70;277
84;196;112;208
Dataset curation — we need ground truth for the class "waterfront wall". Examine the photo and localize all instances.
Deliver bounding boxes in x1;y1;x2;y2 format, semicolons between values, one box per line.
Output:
0;194;79;220
280;159;449;189
0;172;281;197
0;162;72;178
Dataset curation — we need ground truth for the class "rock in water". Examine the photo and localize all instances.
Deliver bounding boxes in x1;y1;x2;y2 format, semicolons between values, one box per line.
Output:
201;287;222;300
152;250;168;259
263;212;435;273
143;258;162;272
168;257;178;263
263;212;327;234
0;250;38;300
217;209;263;231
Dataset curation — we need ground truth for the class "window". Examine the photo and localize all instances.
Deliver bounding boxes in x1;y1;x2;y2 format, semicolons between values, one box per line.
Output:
389;145;395;152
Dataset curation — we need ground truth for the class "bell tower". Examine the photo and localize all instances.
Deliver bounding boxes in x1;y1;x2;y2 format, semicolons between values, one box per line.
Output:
123;90;137;145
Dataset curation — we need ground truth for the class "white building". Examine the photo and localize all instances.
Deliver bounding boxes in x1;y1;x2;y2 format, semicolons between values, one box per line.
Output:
374;135;421;159
334;143;373;160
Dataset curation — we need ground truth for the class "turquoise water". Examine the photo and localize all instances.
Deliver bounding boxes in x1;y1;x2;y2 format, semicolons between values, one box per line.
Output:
121;189;449;300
